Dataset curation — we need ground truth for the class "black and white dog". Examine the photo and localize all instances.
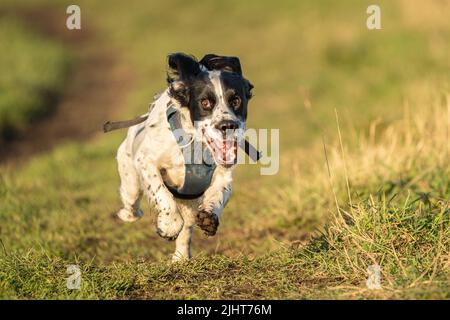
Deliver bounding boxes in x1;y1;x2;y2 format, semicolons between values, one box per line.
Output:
115;53;253;261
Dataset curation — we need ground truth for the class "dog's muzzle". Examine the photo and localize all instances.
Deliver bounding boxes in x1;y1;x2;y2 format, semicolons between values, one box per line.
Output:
216;120;239;133
204;121;240;168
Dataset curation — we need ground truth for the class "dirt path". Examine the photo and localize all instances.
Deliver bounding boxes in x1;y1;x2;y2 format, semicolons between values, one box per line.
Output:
0;6;133;165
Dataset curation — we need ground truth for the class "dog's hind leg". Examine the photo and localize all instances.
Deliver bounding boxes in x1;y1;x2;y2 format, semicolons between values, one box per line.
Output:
116;142;144;222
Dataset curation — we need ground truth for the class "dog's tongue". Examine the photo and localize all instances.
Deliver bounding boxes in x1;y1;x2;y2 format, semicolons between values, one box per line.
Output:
214;139;237;165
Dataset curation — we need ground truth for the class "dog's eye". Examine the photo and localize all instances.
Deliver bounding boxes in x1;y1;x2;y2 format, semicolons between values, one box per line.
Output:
200;99;214;110
230;96;241;109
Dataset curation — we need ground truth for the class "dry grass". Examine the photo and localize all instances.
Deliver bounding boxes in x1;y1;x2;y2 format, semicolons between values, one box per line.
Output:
1;0;449;299
269;91;450;298
4;90;449;299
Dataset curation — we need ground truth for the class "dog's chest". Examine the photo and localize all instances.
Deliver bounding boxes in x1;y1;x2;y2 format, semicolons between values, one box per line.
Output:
161;106;217;199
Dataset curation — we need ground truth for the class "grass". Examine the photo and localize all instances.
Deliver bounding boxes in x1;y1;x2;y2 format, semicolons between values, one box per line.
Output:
0;0;449;299
0;17;71;139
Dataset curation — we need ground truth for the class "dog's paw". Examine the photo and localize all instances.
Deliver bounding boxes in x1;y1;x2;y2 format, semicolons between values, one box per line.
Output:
196;210;219;236
156;212;184;241
116;208;143;222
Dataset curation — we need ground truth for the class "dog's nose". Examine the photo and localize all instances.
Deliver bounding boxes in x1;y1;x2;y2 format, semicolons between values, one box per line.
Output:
216;120;238;133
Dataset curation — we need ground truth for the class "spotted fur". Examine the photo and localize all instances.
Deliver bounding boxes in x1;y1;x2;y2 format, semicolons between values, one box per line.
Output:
115;53;253;261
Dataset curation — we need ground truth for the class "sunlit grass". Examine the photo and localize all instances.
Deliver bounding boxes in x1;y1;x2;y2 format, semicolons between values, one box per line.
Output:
0;0;449;299
0;17;71;139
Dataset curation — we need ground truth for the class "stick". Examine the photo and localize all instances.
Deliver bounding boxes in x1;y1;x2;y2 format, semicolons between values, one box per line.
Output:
103;116;148;133
103;116;262;161
240;138;262;162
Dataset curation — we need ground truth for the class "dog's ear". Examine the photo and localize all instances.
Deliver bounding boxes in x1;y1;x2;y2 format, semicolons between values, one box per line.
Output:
199;54;242;75
167;53;201;83
245;80;254;100
167;53;201;105
200;54;253;99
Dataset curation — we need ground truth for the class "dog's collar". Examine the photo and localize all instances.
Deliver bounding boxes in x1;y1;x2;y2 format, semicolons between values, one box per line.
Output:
164;104;216;199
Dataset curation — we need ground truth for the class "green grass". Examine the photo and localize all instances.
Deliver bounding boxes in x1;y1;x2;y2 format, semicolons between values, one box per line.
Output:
0;0;449;299
0;17;71;138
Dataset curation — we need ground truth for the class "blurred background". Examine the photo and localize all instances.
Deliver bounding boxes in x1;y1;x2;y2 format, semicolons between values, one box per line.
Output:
0;0;449;299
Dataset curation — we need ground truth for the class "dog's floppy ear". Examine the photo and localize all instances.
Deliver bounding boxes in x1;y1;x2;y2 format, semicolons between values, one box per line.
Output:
167;53;201;83
167;53;201;105
200;54;253;99
245;80;254;100
199;54;242;75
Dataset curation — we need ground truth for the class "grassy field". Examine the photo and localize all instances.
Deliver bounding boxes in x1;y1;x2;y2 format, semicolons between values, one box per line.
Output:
0;16;71;139
0;0;449;299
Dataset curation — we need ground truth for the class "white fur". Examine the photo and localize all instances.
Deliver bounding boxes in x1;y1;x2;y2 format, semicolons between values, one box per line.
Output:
116;87;236;262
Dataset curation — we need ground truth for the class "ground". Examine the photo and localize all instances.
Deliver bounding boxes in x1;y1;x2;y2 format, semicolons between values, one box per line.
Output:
0;0;449;299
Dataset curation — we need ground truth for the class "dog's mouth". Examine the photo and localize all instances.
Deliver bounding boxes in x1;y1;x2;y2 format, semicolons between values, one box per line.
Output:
203;130;238;168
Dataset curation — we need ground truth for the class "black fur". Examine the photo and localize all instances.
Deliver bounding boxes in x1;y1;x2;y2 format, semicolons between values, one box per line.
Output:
167;52;254;123
167;53;201;83
199;54;253;100
199;54;242;75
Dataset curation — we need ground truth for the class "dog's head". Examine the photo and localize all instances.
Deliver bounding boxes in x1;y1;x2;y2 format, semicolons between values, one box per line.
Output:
167;53;253;168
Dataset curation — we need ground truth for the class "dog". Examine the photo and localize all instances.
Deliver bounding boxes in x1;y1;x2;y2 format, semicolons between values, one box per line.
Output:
114;53;253;261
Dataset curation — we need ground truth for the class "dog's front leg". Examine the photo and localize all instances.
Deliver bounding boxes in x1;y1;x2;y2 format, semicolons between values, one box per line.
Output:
137;157;184;240
197;170;232;236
